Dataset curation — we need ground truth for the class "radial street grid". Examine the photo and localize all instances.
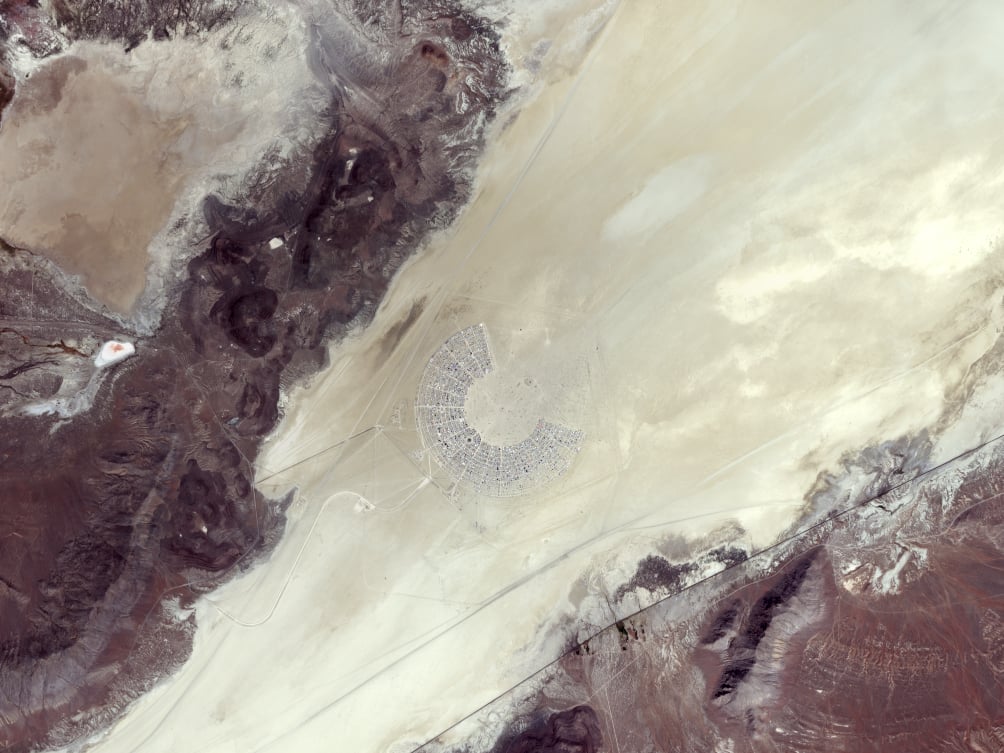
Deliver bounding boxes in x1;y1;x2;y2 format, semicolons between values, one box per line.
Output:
415;323;584;497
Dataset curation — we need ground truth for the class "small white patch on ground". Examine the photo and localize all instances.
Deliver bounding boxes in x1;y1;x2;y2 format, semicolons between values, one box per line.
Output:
0;5;325;323
602;154;714;243
94;341;135;369
876;549;912;594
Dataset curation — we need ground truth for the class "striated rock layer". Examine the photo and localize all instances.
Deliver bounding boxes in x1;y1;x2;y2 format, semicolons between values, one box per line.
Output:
424;430;1004;753
0;0;508;748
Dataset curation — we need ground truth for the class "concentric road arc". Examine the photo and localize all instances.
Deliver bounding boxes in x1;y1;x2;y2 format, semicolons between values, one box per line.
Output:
415;323;584;497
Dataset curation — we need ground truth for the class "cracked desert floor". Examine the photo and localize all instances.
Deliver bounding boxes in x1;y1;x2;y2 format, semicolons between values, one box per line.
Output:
73;1;1004;751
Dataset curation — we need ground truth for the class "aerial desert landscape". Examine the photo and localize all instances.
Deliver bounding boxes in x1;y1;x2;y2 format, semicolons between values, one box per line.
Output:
1;0;1003;751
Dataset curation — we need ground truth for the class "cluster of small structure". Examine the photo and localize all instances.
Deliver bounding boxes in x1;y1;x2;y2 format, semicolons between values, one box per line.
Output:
416;324;584;497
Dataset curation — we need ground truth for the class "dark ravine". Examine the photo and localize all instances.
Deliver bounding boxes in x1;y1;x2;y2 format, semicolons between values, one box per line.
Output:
0;1;509;749
708;549;818;702
484;706;604;753
421;421;1004;752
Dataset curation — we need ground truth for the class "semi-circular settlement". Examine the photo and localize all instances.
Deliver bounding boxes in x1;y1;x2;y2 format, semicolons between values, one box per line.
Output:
415;323;584;497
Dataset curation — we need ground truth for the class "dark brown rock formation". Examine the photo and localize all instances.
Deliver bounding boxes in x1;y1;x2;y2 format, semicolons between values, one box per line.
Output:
489;706;603;753
424;433;1004;753
0;1;509;749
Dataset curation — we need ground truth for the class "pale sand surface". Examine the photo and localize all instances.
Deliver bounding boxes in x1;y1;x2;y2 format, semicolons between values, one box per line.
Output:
0;12;319;316
0;51;187;313
91;1;1004;751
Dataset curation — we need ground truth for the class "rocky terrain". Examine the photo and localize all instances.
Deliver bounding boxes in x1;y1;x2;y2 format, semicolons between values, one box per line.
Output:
3;1;1004;752
422;425;1004;753
0;1;508;748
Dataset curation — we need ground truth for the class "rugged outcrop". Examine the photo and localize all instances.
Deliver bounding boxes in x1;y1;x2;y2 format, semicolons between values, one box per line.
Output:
0;1;509;748
424;432;1004;753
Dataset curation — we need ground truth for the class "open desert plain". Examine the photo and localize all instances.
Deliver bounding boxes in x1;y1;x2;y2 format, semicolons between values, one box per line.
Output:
1;0;1004;752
